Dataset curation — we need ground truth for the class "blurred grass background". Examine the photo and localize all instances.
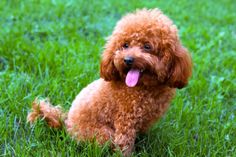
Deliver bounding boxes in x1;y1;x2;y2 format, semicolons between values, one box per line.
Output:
0;0;236;156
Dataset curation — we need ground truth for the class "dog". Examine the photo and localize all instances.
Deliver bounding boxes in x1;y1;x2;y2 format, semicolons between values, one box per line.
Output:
27;8;192;156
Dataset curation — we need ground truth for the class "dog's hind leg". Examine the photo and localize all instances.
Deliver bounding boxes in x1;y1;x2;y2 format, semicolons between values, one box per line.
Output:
66;120;114;145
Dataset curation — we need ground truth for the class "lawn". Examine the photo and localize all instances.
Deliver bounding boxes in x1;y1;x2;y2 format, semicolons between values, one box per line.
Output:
0;0;236;156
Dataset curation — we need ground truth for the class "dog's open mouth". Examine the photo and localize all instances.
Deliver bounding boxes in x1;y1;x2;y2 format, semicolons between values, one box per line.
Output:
125;69;145;87
125;69;140;87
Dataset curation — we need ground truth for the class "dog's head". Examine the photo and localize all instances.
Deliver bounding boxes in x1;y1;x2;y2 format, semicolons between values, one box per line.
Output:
100;9;192;89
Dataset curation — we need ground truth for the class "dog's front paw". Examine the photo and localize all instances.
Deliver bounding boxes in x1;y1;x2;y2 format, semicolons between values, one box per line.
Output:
114;133;135;157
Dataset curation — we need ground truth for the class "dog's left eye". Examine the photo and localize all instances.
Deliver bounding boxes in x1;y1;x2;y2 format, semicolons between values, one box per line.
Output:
143;43;152;51
123;43;129;49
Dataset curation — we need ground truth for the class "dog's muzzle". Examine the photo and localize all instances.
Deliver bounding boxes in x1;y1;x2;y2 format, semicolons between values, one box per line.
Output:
124;56;134;66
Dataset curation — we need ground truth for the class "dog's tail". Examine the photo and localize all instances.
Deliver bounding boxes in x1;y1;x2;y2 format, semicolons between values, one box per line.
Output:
27;98;67;128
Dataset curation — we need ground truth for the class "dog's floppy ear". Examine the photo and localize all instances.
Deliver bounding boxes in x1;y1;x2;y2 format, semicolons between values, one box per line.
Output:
167;44;192;89
100;37;119;81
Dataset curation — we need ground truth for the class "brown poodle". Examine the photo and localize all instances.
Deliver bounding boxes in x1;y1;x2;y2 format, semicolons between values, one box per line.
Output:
27;8;192;156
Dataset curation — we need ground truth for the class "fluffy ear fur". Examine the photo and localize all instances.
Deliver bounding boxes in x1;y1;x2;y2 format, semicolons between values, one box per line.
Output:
100;38;119;81
168;44;192;89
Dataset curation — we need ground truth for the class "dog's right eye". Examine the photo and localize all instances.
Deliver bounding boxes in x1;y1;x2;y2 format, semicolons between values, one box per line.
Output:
143;43;152;52
122;43;129;49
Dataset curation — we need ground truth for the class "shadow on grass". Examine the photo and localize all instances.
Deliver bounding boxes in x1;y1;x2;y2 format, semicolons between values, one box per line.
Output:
134;129;170;157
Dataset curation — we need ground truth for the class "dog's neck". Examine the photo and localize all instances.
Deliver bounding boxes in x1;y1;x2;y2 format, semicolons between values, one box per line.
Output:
109;80;171;91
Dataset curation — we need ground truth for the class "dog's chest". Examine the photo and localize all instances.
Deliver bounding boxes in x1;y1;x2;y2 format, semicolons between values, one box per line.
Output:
112;85;172;110
110;84;175;123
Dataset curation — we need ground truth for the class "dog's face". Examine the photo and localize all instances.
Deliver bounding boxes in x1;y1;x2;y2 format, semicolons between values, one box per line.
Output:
100;9;192;89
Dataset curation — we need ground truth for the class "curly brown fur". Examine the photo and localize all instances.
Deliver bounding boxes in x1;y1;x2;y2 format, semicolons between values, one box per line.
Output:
27;8;192;156
27;98;67;128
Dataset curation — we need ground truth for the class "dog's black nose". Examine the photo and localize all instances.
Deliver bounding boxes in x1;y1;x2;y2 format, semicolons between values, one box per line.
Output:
124;56;134;66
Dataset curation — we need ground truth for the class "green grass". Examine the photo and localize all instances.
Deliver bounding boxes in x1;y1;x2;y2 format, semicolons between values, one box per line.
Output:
0;0;236;156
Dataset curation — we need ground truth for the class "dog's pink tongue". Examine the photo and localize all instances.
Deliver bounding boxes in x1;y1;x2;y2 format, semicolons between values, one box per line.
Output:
125;69;140;87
